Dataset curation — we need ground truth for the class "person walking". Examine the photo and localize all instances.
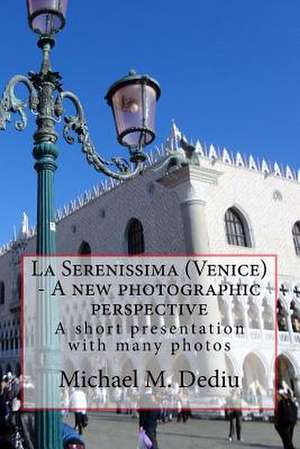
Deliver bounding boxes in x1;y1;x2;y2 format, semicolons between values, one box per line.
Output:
114;386;122;413
69;388;87;435
139;393;160;449
274;390;298;449
226;390;243;443
180;391;191;423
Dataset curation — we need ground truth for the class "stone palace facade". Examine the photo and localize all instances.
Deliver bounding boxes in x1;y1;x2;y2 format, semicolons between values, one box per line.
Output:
0;122;300;408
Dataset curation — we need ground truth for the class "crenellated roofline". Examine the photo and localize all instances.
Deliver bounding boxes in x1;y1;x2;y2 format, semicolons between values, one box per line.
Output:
0;120;299;256
149;120;300;182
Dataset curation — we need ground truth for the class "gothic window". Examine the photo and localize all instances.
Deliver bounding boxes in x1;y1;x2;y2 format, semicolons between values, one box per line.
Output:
292;222;300;256
0;282;4;305
78;241;92;255
225;208;251;247
127;218;145;255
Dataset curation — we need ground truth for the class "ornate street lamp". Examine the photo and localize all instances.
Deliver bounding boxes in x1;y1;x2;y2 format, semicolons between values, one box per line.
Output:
0;1;160;449
106;70;161;155
1;2;161;180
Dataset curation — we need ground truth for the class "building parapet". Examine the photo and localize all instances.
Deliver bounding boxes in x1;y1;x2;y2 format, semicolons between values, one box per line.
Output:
1;120;300;256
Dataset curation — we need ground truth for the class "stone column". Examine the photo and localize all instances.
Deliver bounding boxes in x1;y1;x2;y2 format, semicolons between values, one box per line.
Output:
158;165;234;404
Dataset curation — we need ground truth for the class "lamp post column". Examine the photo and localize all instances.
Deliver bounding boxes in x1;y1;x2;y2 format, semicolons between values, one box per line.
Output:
34;141;58;254
33;141;61;449
31;41;62;449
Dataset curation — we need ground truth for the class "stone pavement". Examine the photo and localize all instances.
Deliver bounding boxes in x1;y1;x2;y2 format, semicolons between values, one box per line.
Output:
66;413;300;449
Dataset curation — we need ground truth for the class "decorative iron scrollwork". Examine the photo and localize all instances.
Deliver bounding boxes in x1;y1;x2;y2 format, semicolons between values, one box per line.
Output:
0;71;145;180
59;91;144;180
0;75;38;132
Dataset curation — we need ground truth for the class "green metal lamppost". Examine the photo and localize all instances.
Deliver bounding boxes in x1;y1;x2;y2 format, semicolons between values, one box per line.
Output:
0;1;160;448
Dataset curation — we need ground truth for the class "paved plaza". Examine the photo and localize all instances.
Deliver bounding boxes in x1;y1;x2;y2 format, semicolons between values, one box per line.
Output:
65;413;300;449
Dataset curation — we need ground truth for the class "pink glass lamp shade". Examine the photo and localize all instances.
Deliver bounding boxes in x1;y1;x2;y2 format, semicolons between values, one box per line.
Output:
27;0;68;35
106;70;161;149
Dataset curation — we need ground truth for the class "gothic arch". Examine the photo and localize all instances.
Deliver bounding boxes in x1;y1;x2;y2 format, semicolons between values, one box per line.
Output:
275;352;299;376
242;352;268;401
275;353;298;393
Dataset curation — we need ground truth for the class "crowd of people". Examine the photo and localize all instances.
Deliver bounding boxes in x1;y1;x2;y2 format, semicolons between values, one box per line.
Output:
0;371;299;449
60;383;192;421
60;385;192;439
62;386;299;449
0;372;23;449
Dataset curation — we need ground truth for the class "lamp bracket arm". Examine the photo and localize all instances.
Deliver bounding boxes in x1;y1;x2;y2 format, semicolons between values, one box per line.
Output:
59;90;144;181
0;75;39;132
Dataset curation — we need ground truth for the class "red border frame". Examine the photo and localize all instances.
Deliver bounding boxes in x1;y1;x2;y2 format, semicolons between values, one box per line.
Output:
20;253;278;413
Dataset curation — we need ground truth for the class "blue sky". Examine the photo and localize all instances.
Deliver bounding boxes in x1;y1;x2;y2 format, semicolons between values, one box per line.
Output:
0;0;300;246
